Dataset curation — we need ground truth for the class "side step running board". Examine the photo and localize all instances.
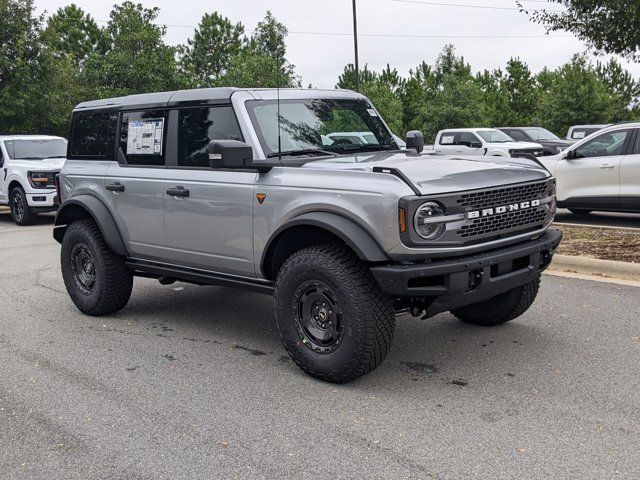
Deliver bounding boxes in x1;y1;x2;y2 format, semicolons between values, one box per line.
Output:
125;259;275;295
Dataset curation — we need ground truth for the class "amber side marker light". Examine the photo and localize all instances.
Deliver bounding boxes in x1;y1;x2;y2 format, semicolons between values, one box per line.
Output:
399;208;407;233
256;193;267;205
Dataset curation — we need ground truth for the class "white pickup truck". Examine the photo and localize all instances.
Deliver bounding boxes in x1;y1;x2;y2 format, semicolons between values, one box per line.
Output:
433;128;545;157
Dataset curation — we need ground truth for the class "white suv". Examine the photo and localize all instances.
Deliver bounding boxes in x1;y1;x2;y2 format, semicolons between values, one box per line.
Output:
540;123;640;214
434;128;544;157
0;135;67;225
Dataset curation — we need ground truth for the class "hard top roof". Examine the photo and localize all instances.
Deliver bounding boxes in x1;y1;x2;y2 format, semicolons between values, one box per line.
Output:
74;87;361;112
0;134;66;141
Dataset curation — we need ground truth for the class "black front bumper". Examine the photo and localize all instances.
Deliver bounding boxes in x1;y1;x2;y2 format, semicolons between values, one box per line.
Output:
371;229;562;316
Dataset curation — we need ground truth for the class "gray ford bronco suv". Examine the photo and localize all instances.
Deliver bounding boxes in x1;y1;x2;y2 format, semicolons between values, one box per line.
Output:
54;88;562;383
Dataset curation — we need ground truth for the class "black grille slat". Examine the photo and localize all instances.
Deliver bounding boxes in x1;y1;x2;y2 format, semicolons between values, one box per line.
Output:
457;181;549;210
458;208;547;238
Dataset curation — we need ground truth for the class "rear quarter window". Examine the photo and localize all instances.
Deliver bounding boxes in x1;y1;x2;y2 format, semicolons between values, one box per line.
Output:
69;112;117;160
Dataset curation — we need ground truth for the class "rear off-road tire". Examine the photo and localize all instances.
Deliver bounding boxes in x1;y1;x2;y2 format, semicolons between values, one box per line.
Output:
274;243;395;383
452;275;541;327
61;219;133;316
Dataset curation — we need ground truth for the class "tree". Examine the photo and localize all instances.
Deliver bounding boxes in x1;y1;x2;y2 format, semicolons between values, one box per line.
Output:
521;1;640;60
336;64;404;134
596;59;640;122
83;1;181;98
179;12;244;87
218;11;299;88
406;46;487;141
537;55;613;136
43;4;104;66
0;0;66;134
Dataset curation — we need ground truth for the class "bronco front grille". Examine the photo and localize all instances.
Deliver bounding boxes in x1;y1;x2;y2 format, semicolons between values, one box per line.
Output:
457;181;549;210
455;180;553;241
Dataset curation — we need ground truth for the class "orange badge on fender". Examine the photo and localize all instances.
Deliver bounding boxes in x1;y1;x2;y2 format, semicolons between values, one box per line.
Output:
256;193;267;205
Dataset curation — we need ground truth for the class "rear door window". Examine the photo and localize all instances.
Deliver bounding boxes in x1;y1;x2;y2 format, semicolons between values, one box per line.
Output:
458;132;480;147
119;110;168;167
439;132;458;145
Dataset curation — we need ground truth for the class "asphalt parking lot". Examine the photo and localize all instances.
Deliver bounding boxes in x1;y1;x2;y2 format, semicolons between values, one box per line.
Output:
1;212;639;480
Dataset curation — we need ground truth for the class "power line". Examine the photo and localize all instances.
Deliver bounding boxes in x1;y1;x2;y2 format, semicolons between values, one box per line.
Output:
389;0;562;12
287;31;570;39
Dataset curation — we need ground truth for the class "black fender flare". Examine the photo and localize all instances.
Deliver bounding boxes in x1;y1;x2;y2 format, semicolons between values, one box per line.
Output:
53;195;128;257
261;211;390;277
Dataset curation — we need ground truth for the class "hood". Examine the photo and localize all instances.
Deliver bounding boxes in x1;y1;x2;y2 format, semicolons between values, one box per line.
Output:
9;157;66;170
492;141;542;150
301;151;550;195
539;139;573;149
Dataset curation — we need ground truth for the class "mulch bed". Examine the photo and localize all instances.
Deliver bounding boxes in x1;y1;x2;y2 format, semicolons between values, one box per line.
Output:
554;225;640;264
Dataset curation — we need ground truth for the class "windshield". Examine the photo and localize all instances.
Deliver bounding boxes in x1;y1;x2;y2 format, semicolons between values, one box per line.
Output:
246;98;397;158
4;138;67;160
525;128;559;141
476;130;514;143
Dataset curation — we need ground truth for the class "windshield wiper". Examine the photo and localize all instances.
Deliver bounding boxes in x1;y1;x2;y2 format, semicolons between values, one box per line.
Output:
266;148;337;158
329;144;395;152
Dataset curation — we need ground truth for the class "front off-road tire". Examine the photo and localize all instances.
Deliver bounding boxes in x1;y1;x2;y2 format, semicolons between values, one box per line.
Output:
10;187;37;226
61;219;133;316
452;275;541;327
274;244;395;383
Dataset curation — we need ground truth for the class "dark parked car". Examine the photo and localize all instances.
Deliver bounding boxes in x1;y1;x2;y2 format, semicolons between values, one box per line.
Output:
498;127;573;156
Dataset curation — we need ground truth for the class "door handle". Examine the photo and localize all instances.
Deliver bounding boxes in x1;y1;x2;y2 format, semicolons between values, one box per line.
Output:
166;186;190;198
106;183;125;192
599;164;615;169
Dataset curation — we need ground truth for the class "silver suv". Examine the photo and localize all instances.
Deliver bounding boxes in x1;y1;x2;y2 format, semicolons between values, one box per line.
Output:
54;88;562;383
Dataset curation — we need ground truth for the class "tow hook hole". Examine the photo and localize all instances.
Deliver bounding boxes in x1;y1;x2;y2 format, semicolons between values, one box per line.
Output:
468;270;483;290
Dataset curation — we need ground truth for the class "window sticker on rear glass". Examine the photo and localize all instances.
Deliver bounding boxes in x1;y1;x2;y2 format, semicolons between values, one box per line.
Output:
367;108;378;117
573;131;585;139
441;134;455;145
127;118;164;155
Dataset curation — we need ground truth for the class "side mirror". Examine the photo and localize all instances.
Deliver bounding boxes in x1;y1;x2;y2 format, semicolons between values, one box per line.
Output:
565;149;576;160
470;141;482;149
208;140;253;169
405;130;424;154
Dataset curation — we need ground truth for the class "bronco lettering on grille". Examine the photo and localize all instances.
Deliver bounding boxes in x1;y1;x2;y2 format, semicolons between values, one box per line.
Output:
467;199;541;219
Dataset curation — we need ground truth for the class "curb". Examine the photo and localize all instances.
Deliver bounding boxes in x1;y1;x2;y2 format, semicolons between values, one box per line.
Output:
554;222;640;233
549;254;640;282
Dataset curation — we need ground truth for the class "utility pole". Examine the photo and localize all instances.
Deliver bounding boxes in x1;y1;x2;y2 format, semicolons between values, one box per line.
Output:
352;0;360;92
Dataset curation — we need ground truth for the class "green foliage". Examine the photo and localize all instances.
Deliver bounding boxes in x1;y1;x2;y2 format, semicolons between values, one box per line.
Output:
339;46;640;142
179;12;245;88
82;2;182;98
537;55;613;135
43;4;104;66
1;1;640;141
0;0;76;135
336;64;404;134
399;46;489;142
521;1;640;60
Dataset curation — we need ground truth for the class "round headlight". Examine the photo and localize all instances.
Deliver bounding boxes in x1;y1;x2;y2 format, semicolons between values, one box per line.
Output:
414;201;446;240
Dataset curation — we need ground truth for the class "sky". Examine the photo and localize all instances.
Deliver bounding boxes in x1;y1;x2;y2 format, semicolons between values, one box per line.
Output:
34;0;640;88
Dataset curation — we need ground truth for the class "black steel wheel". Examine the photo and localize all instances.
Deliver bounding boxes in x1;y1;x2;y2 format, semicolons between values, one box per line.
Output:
70;243;97;295
293;280;344;354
